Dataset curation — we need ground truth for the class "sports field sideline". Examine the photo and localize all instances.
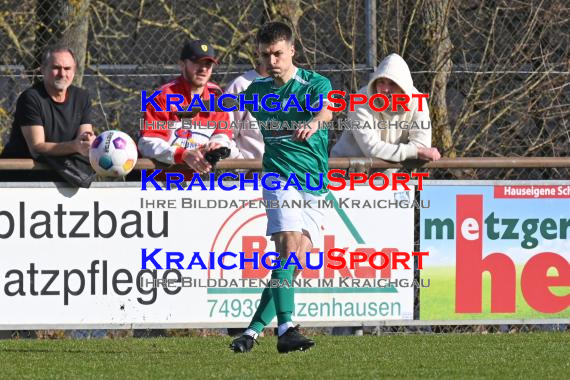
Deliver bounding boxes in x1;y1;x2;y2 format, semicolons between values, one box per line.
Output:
2;333;568;379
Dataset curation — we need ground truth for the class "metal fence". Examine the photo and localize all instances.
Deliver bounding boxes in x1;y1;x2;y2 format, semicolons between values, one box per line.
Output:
1;0;569;170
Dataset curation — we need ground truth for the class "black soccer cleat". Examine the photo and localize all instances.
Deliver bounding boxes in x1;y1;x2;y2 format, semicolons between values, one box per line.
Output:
229;334;258;353
277;325;315;353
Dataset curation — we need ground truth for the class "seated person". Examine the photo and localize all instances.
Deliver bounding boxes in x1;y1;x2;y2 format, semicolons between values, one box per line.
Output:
1;44;95;182
331;53;440;164
139;39;231;175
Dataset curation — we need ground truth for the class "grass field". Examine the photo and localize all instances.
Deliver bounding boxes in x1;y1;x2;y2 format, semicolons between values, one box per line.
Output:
1;333;568;379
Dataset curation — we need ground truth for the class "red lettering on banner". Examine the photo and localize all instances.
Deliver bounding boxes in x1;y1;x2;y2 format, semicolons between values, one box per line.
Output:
354;248;379;278
455;194;570;314
241;236;270;279
240;234;396;279
455;195;516;313
521;253;570;313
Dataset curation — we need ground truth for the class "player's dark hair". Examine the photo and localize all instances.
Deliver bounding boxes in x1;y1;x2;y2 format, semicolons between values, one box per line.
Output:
41;44;77;68
256;21;294;45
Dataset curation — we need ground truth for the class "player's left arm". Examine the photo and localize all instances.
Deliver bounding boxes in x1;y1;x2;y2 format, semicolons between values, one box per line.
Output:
293;78;333;142
293;108;332;142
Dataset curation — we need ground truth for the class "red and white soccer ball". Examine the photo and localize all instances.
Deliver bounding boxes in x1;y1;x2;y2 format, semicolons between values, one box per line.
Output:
89;130;138;177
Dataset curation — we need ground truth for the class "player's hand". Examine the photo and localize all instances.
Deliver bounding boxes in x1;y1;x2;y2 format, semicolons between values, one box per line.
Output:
417;147;441;161
182;147;212;174
292;120;319;141
205;142;223;152
80;131;95;142
75;132;94;156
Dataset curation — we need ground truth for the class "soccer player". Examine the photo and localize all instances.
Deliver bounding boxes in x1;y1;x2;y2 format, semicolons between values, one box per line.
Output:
228;21;333;354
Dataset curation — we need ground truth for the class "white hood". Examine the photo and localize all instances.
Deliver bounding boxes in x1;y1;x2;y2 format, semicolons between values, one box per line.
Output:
367;53;415;98
367;53;419;116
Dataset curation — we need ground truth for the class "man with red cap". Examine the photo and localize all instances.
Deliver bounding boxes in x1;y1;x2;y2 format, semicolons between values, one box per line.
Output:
139;39;232;174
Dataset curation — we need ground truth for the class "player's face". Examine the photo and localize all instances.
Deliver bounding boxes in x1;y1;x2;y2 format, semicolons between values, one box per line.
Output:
42;51;76;92
375;77;403;97
258;40;294;79
180;59;214;88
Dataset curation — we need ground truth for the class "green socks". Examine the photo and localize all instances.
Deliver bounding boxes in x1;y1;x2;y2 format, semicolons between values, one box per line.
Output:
271;259;295;325
247;287;275;333
247;259;296;333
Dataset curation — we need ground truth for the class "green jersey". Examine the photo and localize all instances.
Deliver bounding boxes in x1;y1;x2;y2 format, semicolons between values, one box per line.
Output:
242;67;332;194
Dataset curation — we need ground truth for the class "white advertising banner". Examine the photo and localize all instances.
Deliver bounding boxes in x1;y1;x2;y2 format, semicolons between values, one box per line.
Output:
0;183;415;328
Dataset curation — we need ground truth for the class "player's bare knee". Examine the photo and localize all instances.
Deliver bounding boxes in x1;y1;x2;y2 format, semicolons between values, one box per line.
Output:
294;233;313;277
273;231;302;259
299;233;313;253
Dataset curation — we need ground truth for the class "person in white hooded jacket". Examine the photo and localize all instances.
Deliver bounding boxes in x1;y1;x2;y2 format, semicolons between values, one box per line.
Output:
331;53;440;162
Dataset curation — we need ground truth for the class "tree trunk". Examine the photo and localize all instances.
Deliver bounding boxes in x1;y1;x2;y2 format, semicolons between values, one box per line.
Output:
264;0;302;29
35;0;90;86
420;0;455;158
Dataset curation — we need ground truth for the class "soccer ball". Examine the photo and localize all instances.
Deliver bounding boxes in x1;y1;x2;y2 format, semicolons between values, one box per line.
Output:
89;130;138;177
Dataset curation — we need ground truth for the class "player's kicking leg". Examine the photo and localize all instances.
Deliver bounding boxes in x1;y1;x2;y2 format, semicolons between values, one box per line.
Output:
275;232;315;353
230;185;322;353
229;232;314;353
